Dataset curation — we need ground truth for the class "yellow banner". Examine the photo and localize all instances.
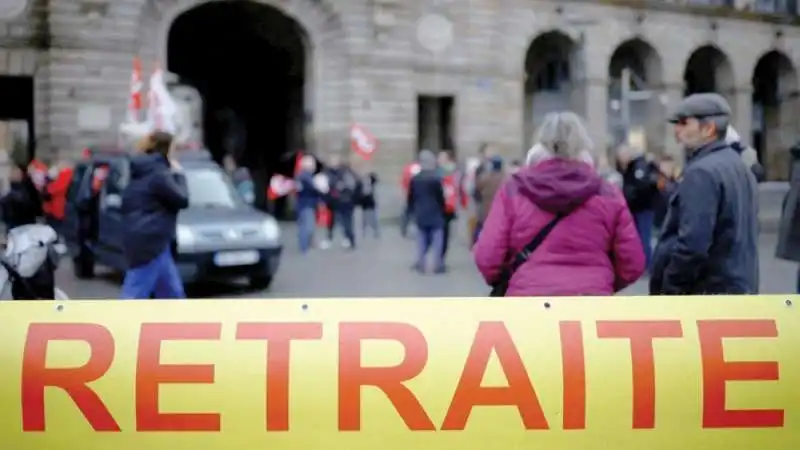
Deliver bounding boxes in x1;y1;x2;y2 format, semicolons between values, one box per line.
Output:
0;296;798;449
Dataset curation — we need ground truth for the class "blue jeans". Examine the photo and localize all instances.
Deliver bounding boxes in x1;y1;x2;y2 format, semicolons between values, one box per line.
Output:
362;207;379;238
634;209;654;270
297;206;316;253
415;226;444;271
121;246;185;299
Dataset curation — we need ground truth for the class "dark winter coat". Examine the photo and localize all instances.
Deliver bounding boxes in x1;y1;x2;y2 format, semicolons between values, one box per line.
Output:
121;154;189;268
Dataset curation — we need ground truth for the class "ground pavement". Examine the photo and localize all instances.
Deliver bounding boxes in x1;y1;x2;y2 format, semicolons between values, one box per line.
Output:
56;218;797;299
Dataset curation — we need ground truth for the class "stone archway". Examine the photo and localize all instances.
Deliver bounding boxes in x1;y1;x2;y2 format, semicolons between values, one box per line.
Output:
522;30;578;150
683;45;735;102
607;38;664;152
134;0;348;212
135;0;347;150
752;50;799;181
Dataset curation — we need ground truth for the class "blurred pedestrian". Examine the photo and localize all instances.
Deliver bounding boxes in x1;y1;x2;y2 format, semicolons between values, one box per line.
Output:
1;163;42;232
120;131;189;299
437;149;462;269
294;155;324;254
617;144;660;270
42;160;73;236
400;157;421;238
358;167;380;238
474;111;644;296
596;150;623;188
653;154;680;230
776;141;800;292
408;150;446;274
650;93;759;295
324;153;360;249
726;125;766;182
223;154;254;204
474;156;505;242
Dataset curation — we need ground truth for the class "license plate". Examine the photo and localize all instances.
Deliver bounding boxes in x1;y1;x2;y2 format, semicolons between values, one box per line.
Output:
213;250;260;267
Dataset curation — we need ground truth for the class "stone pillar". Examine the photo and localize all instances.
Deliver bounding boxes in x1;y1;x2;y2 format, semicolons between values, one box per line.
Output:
578;78;608;155
660;83;684;160
731;86;753;147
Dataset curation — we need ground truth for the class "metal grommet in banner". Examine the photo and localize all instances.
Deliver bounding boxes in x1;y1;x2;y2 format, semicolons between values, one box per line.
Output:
55;303;65;312
785;299;793;307
302;303;309;311
543;302;552;309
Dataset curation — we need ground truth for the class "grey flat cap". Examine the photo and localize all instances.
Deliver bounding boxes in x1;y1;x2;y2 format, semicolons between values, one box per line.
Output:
668;93;732;123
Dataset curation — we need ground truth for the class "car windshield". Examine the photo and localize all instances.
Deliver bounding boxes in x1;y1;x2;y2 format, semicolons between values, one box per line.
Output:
184;167;243;208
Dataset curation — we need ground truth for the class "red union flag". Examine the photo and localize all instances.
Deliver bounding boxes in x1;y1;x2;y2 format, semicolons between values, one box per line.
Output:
267;174;296;200
350;123;377;159
127;57;143;122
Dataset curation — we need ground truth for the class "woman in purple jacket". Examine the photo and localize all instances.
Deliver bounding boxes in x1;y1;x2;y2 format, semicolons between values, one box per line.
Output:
473;112;645;296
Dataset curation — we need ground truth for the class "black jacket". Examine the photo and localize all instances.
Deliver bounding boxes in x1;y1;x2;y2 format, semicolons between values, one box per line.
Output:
776;143;800;262
408;169;445;229
650;140;759;295
121;154;189;268
1;178;41;230
325;166;360;209
621;156;660;212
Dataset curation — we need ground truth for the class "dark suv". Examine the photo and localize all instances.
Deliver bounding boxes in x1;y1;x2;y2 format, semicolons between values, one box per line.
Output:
63;148;282;289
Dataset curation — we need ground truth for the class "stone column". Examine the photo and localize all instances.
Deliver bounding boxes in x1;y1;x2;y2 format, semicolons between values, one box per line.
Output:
576;78;608;155
660;83;684;160
731;86;753;147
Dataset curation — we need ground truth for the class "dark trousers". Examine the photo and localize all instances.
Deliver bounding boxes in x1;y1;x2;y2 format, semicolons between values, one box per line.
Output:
633;209;654;270
334;206;355;247
441;215;454;261
326;202;336;240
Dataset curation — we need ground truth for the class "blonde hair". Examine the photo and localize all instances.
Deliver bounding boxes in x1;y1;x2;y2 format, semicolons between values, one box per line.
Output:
533;112;595;162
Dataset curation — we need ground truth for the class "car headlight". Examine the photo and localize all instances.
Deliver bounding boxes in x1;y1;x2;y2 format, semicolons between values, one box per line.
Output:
261;218;280;242
176;225;196;251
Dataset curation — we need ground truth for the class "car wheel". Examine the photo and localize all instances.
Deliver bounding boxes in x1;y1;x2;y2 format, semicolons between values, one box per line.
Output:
249;272;273;290
73;249;95;279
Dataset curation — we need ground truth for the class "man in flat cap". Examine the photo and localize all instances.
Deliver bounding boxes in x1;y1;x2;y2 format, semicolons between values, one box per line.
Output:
650;93;759;294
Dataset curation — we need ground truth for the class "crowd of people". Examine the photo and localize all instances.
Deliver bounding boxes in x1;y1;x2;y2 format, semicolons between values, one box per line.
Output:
471;93;769;296
3;90;800;298
0;159;71;236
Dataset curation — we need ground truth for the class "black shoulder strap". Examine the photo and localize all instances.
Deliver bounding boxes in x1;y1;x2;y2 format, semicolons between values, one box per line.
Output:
509;213;565;272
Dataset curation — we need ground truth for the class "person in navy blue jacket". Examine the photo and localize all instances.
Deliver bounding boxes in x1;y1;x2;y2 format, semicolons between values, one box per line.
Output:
294;155;324;253
120;131;189;299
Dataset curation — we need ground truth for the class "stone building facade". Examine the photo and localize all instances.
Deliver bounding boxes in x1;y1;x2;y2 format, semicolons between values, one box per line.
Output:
1;0;800;184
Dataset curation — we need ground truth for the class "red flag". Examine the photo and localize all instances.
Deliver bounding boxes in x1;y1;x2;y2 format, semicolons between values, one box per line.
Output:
294;150;304;177
267;174;295;200
127;57;143;122
350;124;377;160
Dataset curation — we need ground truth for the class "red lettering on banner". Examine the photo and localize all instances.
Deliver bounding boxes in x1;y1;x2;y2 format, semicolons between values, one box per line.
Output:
136;323;222;431
21;323;119;431
698;320;783;428
338;322;433;431
597;320;683;429
236;322;323;431
441;322;548;430
560;321;586;430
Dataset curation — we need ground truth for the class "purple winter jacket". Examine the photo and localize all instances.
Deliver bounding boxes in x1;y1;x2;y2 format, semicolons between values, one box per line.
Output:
473;158;645;296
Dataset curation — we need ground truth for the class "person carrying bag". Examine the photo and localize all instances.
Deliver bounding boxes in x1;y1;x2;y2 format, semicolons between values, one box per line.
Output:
489;214;563;297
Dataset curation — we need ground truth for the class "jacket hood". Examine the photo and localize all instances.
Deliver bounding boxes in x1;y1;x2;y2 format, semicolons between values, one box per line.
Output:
130;153;168;178
513;158;602;213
